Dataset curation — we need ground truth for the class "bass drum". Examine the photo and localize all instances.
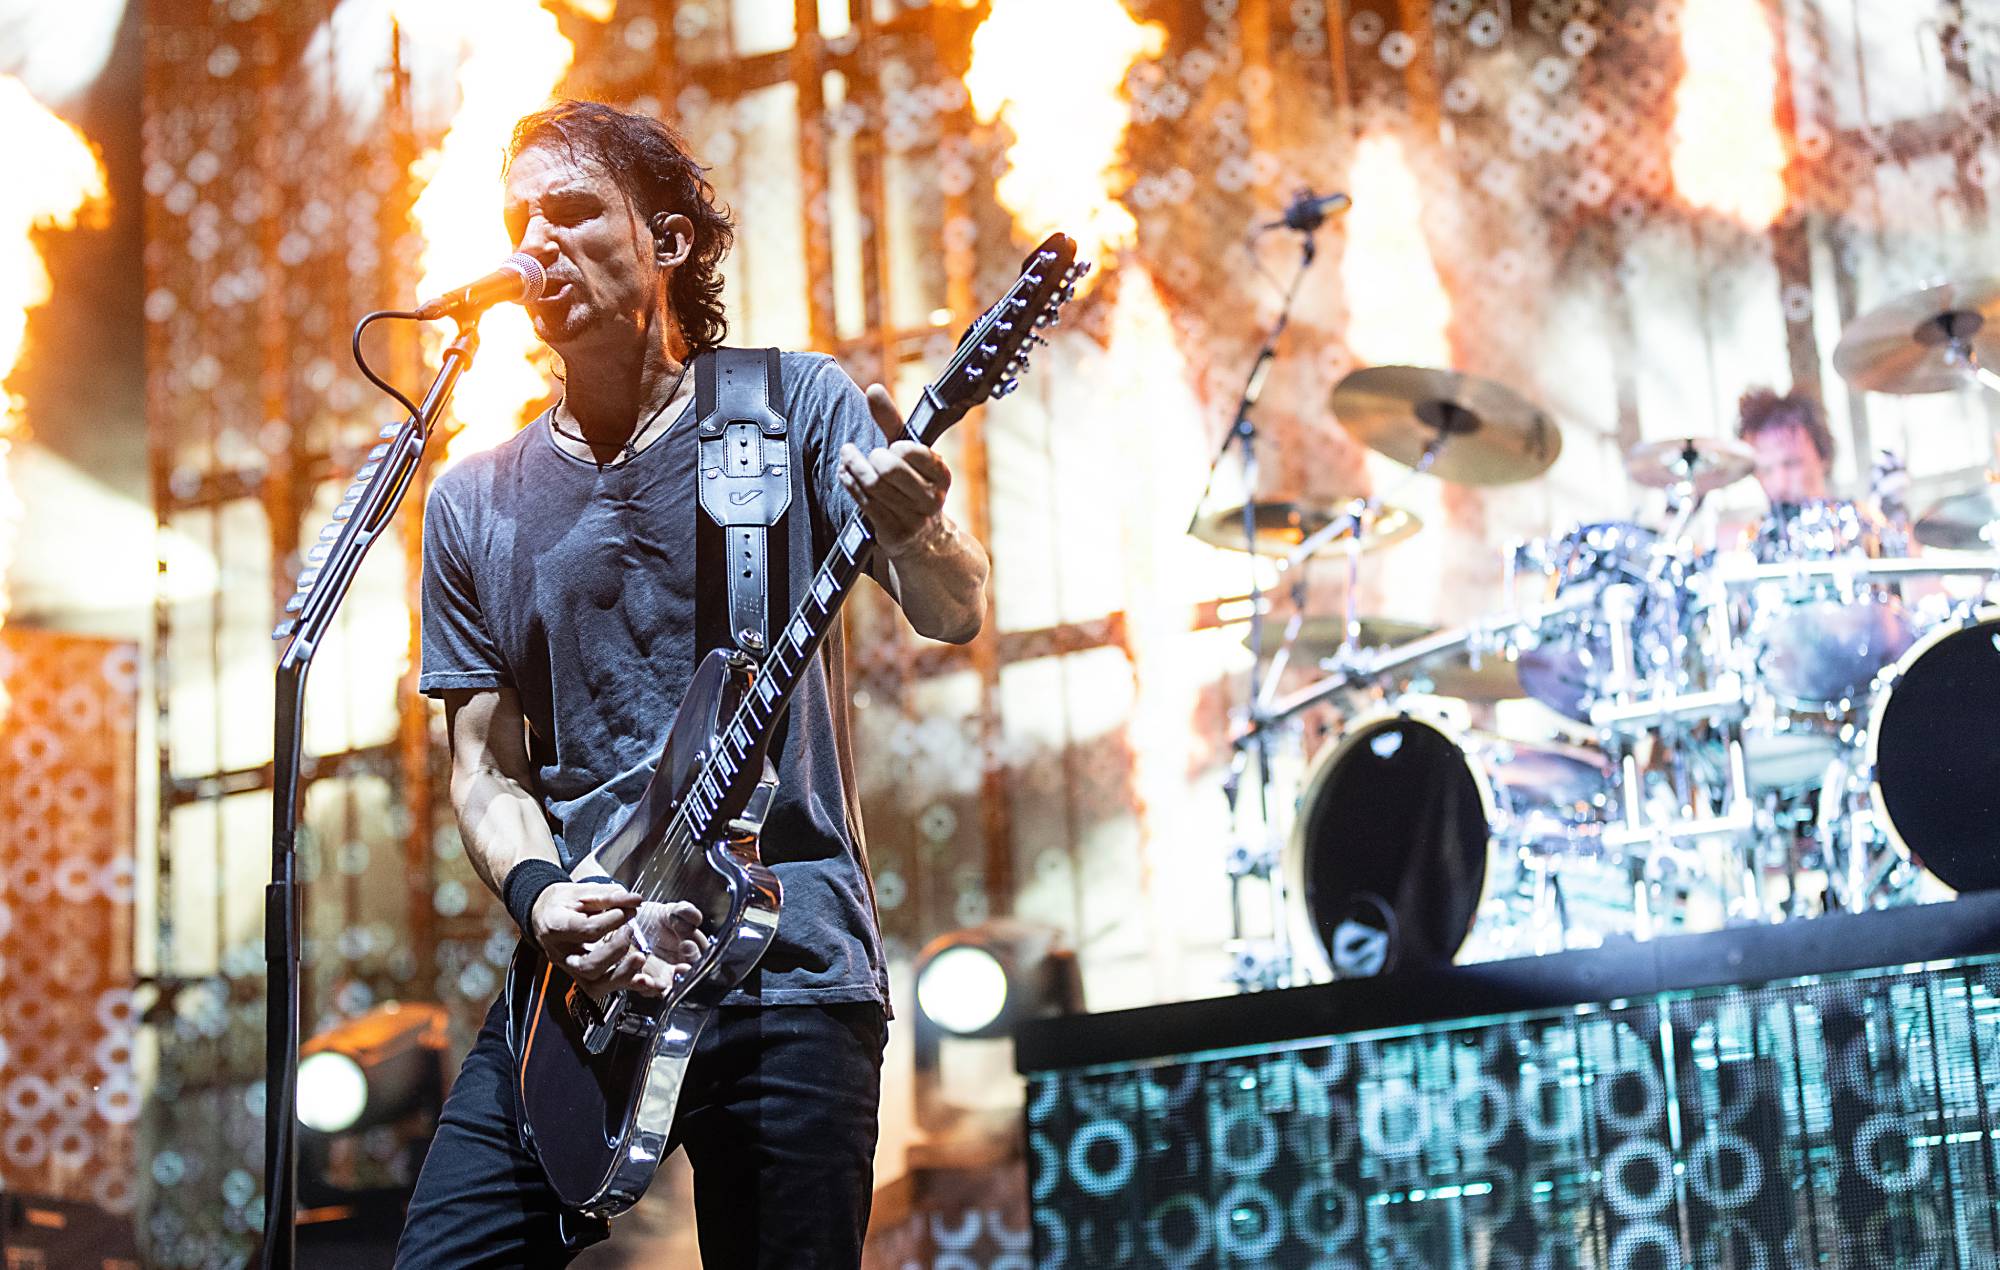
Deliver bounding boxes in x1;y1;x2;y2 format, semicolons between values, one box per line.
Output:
1288;710;1616;977
1864;611;2000;892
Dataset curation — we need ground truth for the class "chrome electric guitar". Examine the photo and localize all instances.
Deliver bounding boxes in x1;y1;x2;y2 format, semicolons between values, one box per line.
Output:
508;233;1084;1217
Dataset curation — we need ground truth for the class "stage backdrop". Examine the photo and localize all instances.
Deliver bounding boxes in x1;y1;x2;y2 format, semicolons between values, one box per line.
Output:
137;0;2000;1264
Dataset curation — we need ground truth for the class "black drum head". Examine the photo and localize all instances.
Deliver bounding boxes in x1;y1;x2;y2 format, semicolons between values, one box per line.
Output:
1298;717;1490;973
1875;620;2000;891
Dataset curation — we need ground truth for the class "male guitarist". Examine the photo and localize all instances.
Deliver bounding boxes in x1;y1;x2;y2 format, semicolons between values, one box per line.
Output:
395;100;988;1266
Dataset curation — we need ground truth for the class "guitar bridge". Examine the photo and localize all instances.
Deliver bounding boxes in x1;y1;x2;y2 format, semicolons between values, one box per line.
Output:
568;986;661;1055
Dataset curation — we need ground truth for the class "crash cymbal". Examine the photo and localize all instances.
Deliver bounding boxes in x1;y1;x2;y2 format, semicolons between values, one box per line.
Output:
1330;366;1562;485
1192;500;1422;556
1833;278;2000;394
1915;483;2000;550
1625;436;1756;496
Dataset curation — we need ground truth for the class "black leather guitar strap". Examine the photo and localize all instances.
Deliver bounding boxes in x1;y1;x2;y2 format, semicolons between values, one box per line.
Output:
694;348;791;659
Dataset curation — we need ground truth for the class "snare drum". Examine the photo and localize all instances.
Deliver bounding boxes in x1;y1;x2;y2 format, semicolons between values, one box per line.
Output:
1287;710;1621;975
1746;499;1915;708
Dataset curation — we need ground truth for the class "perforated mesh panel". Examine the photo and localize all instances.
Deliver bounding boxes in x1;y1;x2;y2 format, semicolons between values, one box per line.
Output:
1028;959;2000;1266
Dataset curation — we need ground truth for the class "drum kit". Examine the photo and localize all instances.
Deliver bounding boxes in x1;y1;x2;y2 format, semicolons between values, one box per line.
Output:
1208;279;2000;990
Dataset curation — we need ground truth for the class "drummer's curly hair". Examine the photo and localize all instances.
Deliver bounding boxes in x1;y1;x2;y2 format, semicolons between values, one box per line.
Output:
505;100;735;356
1737;388;1834;465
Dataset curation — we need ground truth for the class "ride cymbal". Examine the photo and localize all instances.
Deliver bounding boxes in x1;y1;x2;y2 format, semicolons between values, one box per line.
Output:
1624;436;1756;496
1330;366;1562;485
1191;500;1421;556
1833;278;2000;394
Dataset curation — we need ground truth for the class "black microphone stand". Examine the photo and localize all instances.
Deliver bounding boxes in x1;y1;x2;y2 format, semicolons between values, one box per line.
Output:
260;317;481;1270
1188;212;1325;992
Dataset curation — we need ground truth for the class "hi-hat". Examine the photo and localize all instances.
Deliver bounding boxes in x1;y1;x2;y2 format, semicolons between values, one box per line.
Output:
1245;615;1432;658
1249;616;1525;700
1192;500;1421;556
1833;278;2000;394
1625;436;1756;496
1330;366;1562;485
1915;484;2000;550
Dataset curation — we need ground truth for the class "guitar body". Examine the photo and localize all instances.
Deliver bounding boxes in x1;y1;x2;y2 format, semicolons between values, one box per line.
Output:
508;648;782;1217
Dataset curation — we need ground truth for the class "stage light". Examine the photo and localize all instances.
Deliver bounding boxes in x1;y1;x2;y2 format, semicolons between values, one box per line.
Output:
297;1051;369;1135
917;945;1011;1037
295;1002;449;1137
913;920;1083;1041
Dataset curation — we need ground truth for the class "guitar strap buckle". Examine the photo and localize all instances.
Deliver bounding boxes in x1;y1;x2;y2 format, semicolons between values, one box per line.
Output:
695;349;791;657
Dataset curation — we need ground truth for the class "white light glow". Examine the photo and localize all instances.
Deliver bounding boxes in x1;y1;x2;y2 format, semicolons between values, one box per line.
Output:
917;945;1010;1036
297;1051;369;1134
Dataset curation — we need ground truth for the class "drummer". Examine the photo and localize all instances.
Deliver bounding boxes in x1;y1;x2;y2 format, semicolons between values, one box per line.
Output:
1736;387;1833;506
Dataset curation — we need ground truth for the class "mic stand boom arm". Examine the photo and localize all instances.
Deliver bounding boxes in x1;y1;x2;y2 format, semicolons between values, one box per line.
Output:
260;319;481;1270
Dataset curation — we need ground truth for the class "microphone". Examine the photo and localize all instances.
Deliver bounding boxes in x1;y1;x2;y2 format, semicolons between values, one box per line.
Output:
1259;189;1352;233
414;253;548;320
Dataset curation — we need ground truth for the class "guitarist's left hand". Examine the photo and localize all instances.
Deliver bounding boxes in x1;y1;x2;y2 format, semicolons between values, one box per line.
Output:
837;384;989;645
838;384;953;555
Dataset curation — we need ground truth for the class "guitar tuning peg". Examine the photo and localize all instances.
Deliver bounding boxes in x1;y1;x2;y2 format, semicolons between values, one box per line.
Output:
332;504;355;522
297;567;321;589
356;462;380;482
284;592;308;614
307;544;331;565
379;420;402;439
272;618;298;641
368;442;390;461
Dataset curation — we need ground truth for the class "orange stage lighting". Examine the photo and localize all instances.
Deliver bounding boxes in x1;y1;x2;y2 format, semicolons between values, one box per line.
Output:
0;74;108;724
1669;0;1789;230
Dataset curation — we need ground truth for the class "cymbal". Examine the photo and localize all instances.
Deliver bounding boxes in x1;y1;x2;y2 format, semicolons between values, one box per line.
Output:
1625;436;1756;496
1247;617;1524;699
1915;483;2000;550
1246;615;1434;659
1398;650;1526;702
1191;500;1421;556
1330;365;1562;485
1833;278;2000;394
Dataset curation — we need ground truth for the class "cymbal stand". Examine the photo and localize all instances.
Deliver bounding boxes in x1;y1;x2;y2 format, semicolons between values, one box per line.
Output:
1194;221;1322;993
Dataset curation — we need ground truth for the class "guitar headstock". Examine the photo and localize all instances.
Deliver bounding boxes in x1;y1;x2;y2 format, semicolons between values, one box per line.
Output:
922;233;1087;441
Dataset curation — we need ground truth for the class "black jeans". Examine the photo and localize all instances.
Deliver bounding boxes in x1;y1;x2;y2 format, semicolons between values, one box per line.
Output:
395;994;888;1269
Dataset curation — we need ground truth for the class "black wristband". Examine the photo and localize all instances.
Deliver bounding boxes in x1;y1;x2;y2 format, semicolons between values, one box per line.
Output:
503;859;570;942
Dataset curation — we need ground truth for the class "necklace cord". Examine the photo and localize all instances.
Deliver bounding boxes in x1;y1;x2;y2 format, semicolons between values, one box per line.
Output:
551;355;694;465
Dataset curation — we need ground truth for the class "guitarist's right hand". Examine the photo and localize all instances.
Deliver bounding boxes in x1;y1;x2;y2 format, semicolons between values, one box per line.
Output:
531;882;644;982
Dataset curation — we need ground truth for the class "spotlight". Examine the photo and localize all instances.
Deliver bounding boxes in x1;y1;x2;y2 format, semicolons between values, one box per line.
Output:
296;1002;449;1136
913;920;1083;1040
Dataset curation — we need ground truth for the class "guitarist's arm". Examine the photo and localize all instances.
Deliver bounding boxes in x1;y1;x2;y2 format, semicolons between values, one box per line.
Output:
443;686;678;994
836;383;990;645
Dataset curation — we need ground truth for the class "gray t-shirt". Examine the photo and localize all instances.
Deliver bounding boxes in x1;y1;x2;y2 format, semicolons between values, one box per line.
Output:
419;350;889;1008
